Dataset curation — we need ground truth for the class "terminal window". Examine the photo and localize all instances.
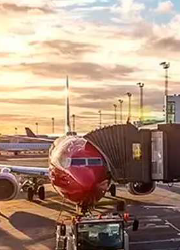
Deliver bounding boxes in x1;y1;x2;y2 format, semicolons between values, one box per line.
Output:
167;101;175;123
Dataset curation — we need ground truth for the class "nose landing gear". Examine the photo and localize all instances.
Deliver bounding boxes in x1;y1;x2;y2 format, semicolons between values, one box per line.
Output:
109;184;116;197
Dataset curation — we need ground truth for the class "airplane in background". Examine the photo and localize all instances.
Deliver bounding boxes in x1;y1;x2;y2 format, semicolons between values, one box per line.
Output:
0;129;53;155
0;77;155;212
0;142;51;155
133;119;165;129
25;127;60;140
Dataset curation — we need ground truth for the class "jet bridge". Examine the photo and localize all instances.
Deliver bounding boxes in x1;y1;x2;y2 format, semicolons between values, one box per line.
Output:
84;123;180;183
84;124;151;184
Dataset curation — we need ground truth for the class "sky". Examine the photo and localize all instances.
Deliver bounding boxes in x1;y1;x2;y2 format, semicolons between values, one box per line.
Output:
0;0;180;134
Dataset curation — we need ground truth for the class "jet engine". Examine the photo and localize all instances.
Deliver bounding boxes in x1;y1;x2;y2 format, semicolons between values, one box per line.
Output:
127;181;155;195
0;168;19;201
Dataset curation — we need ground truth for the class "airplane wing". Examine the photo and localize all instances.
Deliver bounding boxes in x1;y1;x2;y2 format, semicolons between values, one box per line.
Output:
0;148;44;152
0;164;49;177
0;135;54;143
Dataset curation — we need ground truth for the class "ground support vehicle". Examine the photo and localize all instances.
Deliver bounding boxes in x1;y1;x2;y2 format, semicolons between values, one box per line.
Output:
55;213;136;250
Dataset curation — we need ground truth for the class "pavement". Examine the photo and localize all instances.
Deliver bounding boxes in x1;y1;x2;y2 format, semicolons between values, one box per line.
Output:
1;156;180;249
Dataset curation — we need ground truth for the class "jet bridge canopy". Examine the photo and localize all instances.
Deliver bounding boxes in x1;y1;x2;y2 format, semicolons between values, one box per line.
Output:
84;124;151;183
85;123;180;183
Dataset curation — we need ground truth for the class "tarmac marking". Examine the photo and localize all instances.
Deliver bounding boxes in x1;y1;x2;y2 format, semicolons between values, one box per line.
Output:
139;224;169;229
152;248;180;250
143;206;178;209
154;225;169;229
165;219;180;234
139;215;159;218
138;218;162;222
130;238;180;245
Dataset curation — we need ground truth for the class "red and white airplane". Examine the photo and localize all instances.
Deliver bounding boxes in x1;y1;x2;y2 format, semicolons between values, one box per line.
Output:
0;77;155;211
0;77;111;211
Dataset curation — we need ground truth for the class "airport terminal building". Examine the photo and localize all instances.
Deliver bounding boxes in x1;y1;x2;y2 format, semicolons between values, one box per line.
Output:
167;95;180;123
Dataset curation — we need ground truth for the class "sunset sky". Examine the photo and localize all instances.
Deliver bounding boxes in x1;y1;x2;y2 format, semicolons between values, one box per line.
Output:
0;0;180;134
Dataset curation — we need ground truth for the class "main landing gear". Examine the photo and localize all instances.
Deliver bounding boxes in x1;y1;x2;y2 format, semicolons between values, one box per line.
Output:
21;177;45;202
27;185;45;202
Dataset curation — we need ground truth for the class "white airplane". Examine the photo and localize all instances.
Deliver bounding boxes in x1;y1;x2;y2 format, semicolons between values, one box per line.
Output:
0;142;51;155
25;127;60;140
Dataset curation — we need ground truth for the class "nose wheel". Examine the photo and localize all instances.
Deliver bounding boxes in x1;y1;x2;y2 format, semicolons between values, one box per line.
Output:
109;184;116;197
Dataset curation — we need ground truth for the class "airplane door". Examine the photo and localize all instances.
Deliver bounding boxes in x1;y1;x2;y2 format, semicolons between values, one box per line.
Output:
151;131;164;180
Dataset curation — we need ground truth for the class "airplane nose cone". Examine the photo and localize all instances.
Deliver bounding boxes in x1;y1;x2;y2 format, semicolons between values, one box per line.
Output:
70;167;96;191
69;166;109;204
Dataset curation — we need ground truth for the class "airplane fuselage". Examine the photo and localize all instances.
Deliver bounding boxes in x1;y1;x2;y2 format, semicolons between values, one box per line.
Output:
0;142;51;152
49;136;110;206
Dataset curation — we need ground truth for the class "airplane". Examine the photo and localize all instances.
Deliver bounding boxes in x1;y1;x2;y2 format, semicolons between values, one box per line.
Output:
0;77;112;212
133;119;165;128
0;142;51;155
25;127;59;140
0;77;155;213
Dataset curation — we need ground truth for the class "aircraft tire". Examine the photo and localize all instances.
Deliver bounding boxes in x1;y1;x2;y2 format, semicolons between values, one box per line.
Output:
109;184;116;197
27;187;34;201
38;186;45;200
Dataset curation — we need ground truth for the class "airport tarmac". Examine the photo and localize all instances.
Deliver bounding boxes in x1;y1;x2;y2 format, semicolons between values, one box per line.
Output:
1;156;180;250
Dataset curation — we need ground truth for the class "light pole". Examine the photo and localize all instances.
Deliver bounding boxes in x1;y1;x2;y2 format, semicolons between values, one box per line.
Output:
35;122;38;135
126;92;132;123
160;62;170;123
72;114;75;133
137;82;144;123
15;127;18;135
113;104;117;124
51;117;55;134
98;110;102;128
118;99;123;124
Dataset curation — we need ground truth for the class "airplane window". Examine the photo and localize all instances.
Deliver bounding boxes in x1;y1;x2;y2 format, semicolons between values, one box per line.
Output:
88;158;102;166
71;158;86;166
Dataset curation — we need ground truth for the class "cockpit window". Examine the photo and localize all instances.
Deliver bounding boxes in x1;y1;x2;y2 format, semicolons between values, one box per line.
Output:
88;158;102;166
71;158;103;166
71;158;86;166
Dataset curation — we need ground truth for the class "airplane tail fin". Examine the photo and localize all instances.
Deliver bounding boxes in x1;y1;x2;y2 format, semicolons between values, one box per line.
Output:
65;76;71;135
25;127;37;138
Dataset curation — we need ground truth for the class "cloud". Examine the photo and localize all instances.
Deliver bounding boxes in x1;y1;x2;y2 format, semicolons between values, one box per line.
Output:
154;1;174;14
4;62;137;81
111;20;153;39
111;0;145;23
0;97;64;106
51;0;97;8
0;3;53;14
139;36;180;57
73;84;164;119
0;83;163;109
153;36;180;51
0;52;16;57
30;39;98;58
